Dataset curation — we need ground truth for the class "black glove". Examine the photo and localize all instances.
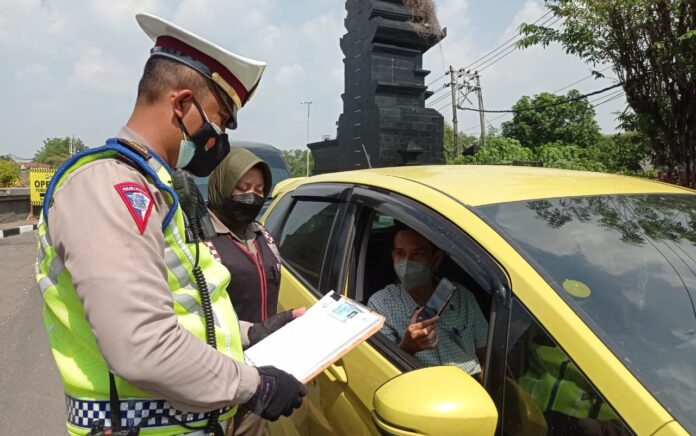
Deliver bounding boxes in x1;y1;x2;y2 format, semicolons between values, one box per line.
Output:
248;310;295;346
245;366;307;421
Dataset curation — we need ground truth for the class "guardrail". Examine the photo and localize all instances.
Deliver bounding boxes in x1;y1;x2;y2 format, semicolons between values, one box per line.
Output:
0;188;32;224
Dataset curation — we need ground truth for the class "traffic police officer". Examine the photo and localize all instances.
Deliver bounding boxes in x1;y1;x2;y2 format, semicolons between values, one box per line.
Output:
35;13;305;436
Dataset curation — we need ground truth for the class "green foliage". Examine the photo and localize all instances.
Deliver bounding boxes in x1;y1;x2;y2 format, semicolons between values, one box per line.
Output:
450;131;652;175
34;137;87;168
452;136;533;165
535;141;605;171
282;149;315;177
518;0;696;186
501;90;601;149
587;131;651;172
0;158;20;187
443;123;477;163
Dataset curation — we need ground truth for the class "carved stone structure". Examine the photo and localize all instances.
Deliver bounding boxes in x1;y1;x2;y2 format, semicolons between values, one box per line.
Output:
309;0;445;173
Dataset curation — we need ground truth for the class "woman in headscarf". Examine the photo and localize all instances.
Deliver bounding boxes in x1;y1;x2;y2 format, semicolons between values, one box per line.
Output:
207;146;281;324
207;147;293;436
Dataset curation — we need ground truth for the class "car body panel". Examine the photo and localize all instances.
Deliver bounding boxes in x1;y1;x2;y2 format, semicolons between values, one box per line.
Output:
263;166;691;435
272;249;393;436
305;165;692;206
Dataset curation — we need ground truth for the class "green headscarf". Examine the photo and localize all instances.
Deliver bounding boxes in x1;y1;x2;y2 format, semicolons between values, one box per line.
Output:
208;147;272;231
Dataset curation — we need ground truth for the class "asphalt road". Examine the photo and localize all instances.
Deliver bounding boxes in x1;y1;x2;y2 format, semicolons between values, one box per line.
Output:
0;232;65;434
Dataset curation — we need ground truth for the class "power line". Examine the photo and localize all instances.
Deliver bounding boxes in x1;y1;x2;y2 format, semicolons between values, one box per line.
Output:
591;91;626;108
552;66;613;93
426;72;448;87
462;10;553;72
427;89;456;108
426;82;451;101
457;82;624;114
455;69;623;133
473;16;564;73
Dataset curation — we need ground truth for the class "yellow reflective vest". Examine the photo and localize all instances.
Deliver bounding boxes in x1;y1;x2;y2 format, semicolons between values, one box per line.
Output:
36;142;244;435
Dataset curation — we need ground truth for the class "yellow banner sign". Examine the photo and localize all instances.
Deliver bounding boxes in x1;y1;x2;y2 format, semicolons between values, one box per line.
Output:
29;168;56;206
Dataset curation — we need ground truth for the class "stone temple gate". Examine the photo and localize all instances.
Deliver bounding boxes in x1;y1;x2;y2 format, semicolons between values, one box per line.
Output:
309;0;446;173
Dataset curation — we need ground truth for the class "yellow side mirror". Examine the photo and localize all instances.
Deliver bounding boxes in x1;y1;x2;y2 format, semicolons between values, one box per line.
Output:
373;366;498;436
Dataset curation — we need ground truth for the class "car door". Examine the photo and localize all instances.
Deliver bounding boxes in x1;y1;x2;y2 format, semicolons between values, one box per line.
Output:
265;183;389;436
311;186;510;436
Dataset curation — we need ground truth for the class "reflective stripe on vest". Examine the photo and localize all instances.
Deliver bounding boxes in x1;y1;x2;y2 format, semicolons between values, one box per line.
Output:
518;344;618;421
35;141;243;435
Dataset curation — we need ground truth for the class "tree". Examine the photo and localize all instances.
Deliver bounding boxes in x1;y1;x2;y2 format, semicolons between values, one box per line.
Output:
535;141;606;171
501;90;601;149
588;131;652;172
443;123;477;163
0;158;20;187
518;0;696;187
34;137;87;168
282;149;315;177
453;136;534;165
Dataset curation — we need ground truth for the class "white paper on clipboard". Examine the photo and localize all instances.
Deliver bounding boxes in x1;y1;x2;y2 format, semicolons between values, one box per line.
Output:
243;291;385;383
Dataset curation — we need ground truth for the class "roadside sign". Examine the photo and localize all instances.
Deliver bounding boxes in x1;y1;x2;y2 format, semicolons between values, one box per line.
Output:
29;168;56;206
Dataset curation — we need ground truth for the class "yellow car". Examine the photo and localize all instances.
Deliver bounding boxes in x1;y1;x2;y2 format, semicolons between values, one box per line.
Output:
261;165;695;436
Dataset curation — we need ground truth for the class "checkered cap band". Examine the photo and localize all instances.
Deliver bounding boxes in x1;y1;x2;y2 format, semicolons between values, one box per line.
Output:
66;395;232;430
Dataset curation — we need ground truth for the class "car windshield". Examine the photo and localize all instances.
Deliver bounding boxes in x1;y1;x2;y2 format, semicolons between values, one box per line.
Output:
479;194;696;431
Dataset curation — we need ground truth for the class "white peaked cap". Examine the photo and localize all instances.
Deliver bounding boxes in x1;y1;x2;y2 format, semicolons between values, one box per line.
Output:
136;13;266;110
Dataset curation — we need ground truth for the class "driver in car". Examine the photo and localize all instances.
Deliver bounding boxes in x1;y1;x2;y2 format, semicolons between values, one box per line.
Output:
367;222;489;378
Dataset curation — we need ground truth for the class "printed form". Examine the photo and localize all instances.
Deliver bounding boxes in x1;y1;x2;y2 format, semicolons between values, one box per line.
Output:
244;291;385;383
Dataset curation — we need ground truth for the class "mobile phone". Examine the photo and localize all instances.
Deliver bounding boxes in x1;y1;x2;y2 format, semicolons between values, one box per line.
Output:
417;277;456;322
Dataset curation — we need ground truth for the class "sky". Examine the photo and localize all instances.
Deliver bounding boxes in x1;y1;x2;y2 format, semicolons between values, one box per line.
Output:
0;0;627;159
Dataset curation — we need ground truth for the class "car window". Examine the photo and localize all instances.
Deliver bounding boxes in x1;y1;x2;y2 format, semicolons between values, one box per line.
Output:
264;193;293;237
503;298;630;436
479;194;696;431
359;209;490;378
277;199;340;291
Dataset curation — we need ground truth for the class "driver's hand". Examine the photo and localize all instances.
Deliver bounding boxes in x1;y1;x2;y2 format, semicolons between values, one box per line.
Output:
399;308;439;355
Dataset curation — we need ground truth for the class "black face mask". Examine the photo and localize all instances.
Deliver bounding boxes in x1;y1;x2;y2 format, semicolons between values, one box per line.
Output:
217;193;265;227
177;99;231;177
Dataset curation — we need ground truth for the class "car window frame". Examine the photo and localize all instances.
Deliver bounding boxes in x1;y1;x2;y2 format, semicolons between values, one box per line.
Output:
271;183;353;297
338;186;513;400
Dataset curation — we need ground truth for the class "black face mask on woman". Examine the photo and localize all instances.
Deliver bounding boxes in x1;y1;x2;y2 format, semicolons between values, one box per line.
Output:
218;193;265;226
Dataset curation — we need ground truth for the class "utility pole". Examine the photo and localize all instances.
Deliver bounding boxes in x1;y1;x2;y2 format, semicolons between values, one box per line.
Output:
448;66;460;156
69;136;73;156
475;72;486;149
301;101;312;177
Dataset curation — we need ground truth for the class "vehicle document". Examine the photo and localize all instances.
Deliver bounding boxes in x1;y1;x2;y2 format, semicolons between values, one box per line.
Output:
244;291;385;383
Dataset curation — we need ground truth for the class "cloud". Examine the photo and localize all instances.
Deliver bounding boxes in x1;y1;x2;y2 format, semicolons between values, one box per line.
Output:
424;0;627;135
67;48;130;94
0;0;628;157
275;64;305;84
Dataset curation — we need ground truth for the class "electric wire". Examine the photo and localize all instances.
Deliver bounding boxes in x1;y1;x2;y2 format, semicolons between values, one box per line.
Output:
456;82;624;114
426;91;453;109
426;72;448;87
461;10;553;72
474;16;564;73
552;66;613;93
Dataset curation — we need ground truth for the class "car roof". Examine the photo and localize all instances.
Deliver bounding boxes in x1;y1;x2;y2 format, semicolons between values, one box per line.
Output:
303;165;693;206
232;140;281;153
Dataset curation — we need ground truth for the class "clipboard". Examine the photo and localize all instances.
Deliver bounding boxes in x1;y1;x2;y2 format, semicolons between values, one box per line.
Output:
243;291;385;383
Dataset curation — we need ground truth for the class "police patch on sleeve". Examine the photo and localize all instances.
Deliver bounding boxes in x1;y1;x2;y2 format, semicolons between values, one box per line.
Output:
114;182;154;234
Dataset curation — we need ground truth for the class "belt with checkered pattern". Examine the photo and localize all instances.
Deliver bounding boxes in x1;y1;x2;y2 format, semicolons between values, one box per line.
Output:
66;395;232;431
